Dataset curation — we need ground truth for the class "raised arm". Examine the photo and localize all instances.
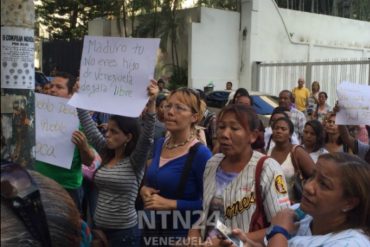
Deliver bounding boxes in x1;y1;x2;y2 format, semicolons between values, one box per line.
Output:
77;109;107;154
130;80;158;170
333;102;356;151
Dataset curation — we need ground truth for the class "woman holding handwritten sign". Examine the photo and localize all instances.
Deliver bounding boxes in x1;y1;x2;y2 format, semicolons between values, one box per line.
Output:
76;80;158;247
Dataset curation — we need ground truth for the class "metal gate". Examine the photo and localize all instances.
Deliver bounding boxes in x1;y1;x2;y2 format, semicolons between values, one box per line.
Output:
255;58;370;106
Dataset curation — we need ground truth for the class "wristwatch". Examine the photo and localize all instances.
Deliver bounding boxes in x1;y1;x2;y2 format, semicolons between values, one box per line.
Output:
265;225;291;242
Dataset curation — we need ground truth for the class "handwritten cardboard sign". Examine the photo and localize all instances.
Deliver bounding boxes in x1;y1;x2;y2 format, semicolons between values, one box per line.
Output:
68;36;160;117
35;93;79;169
336;82;370;125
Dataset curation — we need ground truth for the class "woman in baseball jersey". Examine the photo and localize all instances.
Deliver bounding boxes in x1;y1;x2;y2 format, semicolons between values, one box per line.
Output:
225;153;370;247
188;104;291;245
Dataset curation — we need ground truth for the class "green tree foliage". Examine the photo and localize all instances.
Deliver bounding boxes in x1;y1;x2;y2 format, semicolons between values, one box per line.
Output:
36;0;102;40
196;0;240;11
36;0;188;86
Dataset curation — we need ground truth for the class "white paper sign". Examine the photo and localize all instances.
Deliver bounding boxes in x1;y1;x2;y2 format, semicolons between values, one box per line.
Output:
35;93;79;169
68;36;160;117
1;27;34;89
336;82;370;125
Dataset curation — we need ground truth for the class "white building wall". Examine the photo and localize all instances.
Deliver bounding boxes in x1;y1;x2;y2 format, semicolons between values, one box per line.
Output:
87;2;370;95
240;0;370;91
189;8;240;90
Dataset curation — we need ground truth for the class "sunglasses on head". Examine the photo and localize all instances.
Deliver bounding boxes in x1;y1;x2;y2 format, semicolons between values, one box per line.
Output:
174;87;201;113
1;161;51;246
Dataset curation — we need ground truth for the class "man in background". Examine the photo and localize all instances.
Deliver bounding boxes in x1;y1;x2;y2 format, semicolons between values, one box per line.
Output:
34;72;95;212
292;78;310;113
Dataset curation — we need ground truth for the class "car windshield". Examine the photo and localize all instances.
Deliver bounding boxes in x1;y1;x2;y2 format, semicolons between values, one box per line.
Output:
251;95;278;115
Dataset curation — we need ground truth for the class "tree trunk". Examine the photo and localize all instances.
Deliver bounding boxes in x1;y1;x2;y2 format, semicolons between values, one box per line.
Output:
122;0;128;37
1;0;35;168
152;0;159;37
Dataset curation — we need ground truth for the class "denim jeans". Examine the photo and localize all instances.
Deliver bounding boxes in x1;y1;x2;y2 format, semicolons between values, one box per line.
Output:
103;225;141;247
66;186;83;213
81;178;98;224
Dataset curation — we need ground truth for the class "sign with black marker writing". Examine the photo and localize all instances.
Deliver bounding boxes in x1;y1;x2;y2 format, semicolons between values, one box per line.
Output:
336;81;370;125
1;27;34;89
68;36;160;117
35;93;79;169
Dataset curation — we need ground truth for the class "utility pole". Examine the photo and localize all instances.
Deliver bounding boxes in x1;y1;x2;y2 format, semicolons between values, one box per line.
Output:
1;0;35;168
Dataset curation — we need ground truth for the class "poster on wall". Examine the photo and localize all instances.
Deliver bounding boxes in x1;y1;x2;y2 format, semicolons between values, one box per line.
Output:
1;26;34;89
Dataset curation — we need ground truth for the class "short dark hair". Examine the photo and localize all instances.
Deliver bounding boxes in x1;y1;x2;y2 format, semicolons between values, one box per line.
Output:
279;90;294;102
232;88;251;104
319;91;328;99
156;94;167;107
270;107;290;125
217;104;259;132
54;72;77;94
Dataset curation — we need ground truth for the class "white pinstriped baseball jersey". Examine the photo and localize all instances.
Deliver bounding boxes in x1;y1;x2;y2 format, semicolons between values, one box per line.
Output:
200;151;290;238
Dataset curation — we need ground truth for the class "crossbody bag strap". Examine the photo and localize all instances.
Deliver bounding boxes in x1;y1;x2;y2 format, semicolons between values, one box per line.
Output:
175;142;203;199
291;144;304;178
249;155;269;231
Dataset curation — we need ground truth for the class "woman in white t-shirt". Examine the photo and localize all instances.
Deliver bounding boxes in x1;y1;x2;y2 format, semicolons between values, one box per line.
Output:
223;153;370;247
302;120;328;163
268;117;315;203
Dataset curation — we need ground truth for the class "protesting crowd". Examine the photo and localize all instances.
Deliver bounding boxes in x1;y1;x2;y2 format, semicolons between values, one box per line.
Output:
1;68;370;247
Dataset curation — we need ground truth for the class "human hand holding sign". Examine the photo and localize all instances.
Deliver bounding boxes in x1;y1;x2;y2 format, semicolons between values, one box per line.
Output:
72;130;95;166
71;130;89;151
145;80;159;114
147;79;159;101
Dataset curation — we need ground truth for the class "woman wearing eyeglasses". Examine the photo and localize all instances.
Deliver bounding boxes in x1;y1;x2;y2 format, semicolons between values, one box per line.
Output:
140;88;212;245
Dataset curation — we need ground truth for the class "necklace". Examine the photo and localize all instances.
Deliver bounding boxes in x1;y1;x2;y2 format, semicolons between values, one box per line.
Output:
165;135;194;150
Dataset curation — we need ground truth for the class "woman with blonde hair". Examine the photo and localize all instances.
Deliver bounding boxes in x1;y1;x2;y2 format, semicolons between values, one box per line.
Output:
140;88;212;245
307;81;320;119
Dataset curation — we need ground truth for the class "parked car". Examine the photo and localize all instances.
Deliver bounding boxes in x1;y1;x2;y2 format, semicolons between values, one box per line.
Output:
205;90;279;127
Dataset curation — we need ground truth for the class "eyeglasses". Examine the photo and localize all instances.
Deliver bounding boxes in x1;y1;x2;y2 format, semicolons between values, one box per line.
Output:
163;103;191;113
1;161;51;246
173;87;201;113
